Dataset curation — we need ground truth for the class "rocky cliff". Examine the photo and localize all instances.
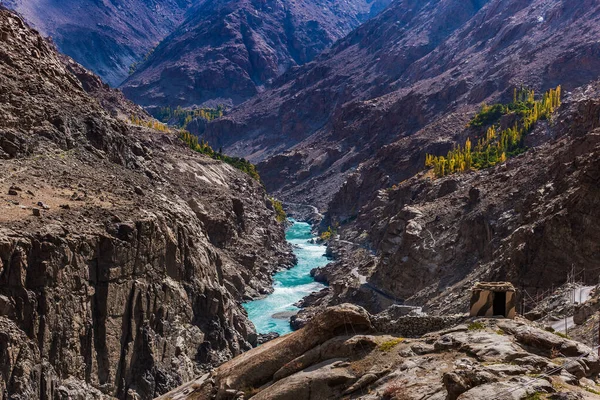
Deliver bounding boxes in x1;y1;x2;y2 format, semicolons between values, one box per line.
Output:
2;0;198;86
0;8;293;399
204;0;600;211
299;81;600;323
121;0;391;110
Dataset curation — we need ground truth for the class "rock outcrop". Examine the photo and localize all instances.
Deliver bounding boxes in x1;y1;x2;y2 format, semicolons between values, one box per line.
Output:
159;305;600;399
0;8;293;399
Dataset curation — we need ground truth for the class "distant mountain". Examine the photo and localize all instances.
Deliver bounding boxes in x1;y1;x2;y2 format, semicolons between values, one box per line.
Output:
3;0;198;86
203;0;600;211
121;0;391;110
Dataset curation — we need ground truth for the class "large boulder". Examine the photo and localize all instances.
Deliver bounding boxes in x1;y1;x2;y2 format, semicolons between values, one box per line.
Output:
212;304;372;399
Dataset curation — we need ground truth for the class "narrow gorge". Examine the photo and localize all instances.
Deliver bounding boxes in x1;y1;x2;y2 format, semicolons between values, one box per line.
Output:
3;0;600;399
244;220;327;336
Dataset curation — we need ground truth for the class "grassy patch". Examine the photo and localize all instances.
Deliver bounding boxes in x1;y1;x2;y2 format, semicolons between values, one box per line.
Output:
378;338;404;352
468;322;486;331
585;386;600;395
524;393;545;400
553;331;570;339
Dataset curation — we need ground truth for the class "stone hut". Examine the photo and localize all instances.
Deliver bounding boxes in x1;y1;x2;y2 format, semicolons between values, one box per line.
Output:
469;282;516;319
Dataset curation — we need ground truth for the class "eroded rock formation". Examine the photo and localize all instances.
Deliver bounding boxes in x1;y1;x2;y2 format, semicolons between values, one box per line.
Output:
0;8;293;399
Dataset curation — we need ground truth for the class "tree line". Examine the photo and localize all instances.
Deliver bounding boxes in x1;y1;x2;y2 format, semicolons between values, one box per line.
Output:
425;86;561;177
154;105;225;129
178;130;260;181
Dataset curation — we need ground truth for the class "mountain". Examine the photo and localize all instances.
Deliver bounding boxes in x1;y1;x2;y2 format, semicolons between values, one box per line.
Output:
121;0;391;110
0;7;293;399
203;0;600;211
303;82;600;319
2;0;198;86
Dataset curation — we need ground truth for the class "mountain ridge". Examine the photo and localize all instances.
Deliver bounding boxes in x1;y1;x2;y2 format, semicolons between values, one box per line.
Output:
121;0;392;109
202;0;600;211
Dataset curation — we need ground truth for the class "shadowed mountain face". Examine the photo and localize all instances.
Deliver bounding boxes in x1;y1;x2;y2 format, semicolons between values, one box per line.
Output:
121;0;391;110
202;0;600;210
3;0;198;86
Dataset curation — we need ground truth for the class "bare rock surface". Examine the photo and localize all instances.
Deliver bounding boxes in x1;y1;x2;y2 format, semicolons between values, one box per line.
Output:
160;306;600;400
0;8;293;399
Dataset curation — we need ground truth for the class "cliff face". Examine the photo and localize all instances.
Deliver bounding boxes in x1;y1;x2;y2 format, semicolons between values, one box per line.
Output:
302;82;600;320
204;0;600;211
121;0;391;109
3;0;198;86
0;8;292;399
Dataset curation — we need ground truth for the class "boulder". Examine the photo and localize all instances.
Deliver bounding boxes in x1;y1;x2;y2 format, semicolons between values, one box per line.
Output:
212;304;372;398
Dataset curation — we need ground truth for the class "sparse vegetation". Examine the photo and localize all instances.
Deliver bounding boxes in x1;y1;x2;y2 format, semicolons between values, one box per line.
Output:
320;226;336;241
270;198;286;223
382;382;411;400
154;105;225;129
468;321;486;331
425;86;561;177
179;130;261;181
378;337;404;352
553;331;570;339
524;392;545;400
129;114;169;132
585;386;600;395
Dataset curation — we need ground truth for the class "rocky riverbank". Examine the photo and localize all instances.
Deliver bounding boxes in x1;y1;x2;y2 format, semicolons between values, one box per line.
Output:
158;304;600;399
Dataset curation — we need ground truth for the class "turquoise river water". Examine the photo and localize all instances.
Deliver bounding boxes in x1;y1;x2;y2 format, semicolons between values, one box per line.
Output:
243;219;328;335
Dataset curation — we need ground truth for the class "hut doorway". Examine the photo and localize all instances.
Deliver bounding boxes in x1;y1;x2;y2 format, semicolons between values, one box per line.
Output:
493;291;506;316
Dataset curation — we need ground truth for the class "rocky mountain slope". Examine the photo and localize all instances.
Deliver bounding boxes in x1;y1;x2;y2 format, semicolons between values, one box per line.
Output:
121;0;391;110
2;0;198;86
157;304;600;399
203;0;600;211
0;7;293;399
297;81;600;327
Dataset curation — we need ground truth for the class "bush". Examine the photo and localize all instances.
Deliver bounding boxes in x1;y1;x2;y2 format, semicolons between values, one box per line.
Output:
270;198;286;223
469;103;507;127
320;226;335;241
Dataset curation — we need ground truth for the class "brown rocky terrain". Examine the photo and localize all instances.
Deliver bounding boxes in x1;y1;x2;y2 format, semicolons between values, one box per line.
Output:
0;7;294;399
158;304;600;399
2;0;199;86
204;0;600;212
121;0;391;110
293;80;600;330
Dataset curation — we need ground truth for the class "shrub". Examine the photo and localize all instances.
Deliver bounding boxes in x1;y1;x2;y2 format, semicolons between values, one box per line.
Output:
320;226;335;241
378;337;404;352
270;198;286;223
382;382;411;400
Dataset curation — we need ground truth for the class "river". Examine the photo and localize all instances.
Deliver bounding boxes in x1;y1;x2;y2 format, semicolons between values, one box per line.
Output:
243;219;328;335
